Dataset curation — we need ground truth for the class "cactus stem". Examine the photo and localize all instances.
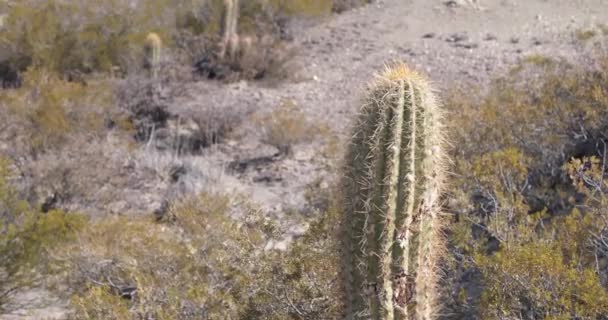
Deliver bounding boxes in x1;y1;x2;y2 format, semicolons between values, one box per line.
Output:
342;62;445;320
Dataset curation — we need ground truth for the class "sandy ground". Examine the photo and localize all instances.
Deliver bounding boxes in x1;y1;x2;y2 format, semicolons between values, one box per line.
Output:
3;0;608;318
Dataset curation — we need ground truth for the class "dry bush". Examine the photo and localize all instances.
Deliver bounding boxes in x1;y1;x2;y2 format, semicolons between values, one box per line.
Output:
220;34;296;81
56;192;341;319
0;68;116;155
471;157;608;319
267;0;332;16
0;0;355;83
254;99;322;156
62;193;266;319
331;0;374;13
117;77;250;153
185;0;296;81
0;68;138;213
0;0;187;78
443;53;608;318
0;158;85;310
576;28;598;42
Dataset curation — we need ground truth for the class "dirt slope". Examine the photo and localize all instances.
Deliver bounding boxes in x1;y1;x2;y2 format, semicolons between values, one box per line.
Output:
209;0;608;218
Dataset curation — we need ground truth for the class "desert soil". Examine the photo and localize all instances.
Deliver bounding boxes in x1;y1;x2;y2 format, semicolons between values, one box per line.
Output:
4;0;608;318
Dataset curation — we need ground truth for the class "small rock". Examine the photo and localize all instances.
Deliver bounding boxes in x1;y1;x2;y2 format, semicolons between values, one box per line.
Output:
264;240;275;251
445;32;469;43
264;239;289;251
108;201;129;214
274;241;288;251
253;171;283;184
422;32;436;39
444;0;459;8
531;37;543;46
455;42;479;49
294;149;314;161
288;224;309;236
483;33;497;41
510;37;520;44
320;181;329;189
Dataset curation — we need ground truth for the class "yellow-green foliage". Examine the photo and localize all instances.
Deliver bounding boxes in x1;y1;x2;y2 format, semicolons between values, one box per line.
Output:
0;158;85;308
179;0;362;38
0;0;178;76
249;194;343;319
475;179;608;319
449;58;608;170
0;68;114;153
0;0;367;79
254;99;320;155
65;194;262;319
58;191;342;319
72;286;131;320
445;54;608;318
477;241;608;319
576;28;597;41
268;0;333;16
523;54;554;67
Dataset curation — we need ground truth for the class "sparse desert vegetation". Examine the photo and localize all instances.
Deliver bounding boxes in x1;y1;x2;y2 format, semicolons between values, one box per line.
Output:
1;0;608;319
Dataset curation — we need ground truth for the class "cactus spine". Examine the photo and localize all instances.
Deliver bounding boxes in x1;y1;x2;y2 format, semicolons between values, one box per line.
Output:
342;63;445;320
145;33;162;79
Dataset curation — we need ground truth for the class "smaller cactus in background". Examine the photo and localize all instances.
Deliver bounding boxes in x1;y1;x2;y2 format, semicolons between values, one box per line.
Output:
145;32;162;79
342;62;446;320
220;0;240;61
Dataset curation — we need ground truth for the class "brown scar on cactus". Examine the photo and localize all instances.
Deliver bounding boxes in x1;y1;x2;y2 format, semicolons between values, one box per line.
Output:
341;62;446;320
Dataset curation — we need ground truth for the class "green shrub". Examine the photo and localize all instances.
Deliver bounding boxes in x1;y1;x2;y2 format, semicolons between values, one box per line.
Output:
331;0;373;13
254;99;321;155
0;68;114;153
64;194;259;319
576;29;597;41
57;190;342;319
444;53;608;318
0;0;179;76
268;0;333;16
477;240;608;319
0;158;85;310
523;54;554;67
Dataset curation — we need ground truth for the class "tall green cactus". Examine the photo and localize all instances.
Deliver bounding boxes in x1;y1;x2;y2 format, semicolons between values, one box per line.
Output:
342;63;446;320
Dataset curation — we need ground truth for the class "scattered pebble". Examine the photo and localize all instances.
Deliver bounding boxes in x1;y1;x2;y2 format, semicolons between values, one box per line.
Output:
531;37;543;46
483;33;497;41
445;32;469;43
456;43;479;49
